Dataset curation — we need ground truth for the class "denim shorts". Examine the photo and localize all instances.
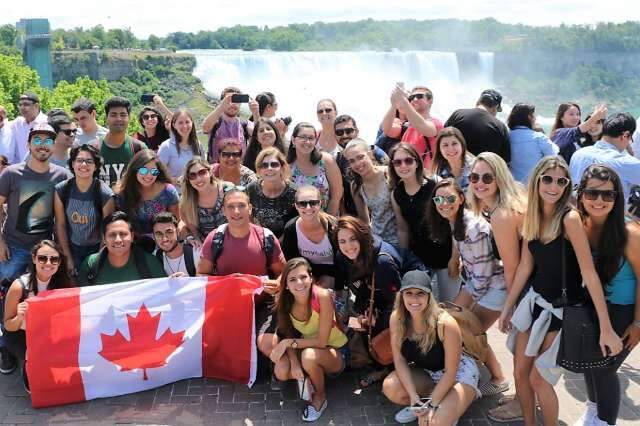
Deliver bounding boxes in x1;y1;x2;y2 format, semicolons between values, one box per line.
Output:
328;345;350;378
473;286;507;312
426;354;481;398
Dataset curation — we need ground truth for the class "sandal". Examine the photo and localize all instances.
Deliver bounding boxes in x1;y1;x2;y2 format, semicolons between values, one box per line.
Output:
478;380;509;397
359;368;388;388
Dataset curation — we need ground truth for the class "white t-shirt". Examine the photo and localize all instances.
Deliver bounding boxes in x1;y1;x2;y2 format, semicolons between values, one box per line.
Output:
295;220;333;265
159;246;201;276
632;117;640;160
10;112;48;162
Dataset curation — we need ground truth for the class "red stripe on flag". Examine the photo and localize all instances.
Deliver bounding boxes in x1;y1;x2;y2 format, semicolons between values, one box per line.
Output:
202;275;261;384
27;287;84;408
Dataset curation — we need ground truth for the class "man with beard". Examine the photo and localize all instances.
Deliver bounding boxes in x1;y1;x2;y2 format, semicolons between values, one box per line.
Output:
10;93;49;163
0;123;71;374
152;212;200;277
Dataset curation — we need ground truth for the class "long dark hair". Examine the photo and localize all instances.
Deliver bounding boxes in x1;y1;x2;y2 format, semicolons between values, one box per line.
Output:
287;122;321;164
431;127;468;176
551;102;581;138
576;164;627;285
427;178;466;242
507;103;535;130
27;240;71;295
332;216;375;275
137;106;170;141
388;143;424;188
170;109;202;156
243;118;286;171
274;257;314;339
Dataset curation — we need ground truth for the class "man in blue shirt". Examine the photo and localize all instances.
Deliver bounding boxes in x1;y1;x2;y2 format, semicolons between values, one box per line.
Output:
570;112;639;207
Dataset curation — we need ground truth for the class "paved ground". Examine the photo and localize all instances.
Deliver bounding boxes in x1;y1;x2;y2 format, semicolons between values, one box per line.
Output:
0;327;638;425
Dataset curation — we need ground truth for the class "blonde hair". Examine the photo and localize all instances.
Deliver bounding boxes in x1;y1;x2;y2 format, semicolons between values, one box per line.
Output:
179;157;218;230
255;147;291;181
468;152;526;216
522;156;572;243
393;290;442;354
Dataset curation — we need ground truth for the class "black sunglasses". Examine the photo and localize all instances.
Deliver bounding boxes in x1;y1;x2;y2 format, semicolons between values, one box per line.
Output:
295;199;321;208
582;189;617;202
335;128;355;137
408;93;427;102
142;114;158;120
60;128;78;136
258;161;281;170
220;151;242;159
317;108;334;114
36;255;60;265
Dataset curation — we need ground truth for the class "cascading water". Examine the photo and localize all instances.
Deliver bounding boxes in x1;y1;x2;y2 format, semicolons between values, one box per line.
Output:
189;50;495;141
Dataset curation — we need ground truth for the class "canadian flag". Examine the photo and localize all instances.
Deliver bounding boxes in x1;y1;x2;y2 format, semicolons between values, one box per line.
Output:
25;275;261;408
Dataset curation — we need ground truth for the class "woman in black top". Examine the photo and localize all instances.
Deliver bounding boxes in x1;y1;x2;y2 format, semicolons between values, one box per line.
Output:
389;143;460;302
243;118;287;172
383;271;479;425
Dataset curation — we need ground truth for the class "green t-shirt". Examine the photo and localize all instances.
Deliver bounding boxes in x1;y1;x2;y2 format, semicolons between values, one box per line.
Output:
95;136;148;187
78;249;167;286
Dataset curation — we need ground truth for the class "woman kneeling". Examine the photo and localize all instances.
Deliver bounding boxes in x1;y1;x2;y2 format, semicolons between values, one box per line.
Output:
383;270;480;425
269;257;349;422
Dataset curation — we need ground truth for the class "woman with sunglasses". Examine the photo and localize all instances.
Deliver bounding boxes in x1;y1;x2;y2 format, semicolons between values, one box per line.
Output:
281;185;339;289
247;147;297;238
574;164;640;426
157;109;203;181
212;138;257;186
288;122;342;216
3;240;72;392
430;127;475;190
389;143;460;302
243;118;287;172
498;157;623;426
316;99;340;157
427;178;509;397
551;102;607;163
269;257;349;422
115;149;180;251
344;138;407;248
54;145;115;276
134;105;170;151
180;157;230;247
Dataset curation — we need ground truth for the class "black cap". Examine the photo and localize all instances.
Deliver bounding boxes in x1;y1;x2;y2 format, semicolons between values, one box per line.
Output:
399;270;433;293
479;89;502;112
20;92;40;104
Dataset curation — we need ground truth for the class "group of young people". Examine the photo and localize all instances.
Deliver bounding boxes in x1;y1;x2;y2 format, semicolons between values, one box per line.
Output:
0;84;638;425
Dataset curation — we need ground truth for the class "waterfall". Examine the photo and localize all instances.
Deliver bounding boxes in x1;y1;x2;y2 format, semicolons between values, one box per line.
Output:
188;49;496;141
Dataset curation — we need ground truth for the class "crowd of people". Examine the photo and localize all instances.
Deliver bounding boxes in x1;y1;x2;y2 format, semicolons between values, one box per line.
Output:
0;84;638;425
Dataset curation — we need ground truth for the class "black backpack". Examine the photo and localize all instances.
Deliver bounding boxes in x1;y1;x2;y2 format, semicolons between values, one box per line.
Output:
86;247;152;286
155;243;197;277
209;224;276;277
206;117;250;164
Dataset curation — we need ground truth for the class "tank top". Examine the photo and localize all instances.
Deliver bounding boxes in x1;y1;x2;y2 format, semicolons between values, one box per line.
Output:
197;185;226;238
360;171;399;246
290;159;330;210
295;220;333;265
400;320;446;371
290;288;348;348
605;259;636;305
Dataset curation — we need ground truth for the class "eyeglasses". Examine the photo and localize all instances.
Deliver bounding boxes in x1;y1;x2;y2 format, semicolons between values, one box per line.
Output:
142;114;158;120
540;175;570;188
153;229;176;240
295;135;316;142
469;172;495;185
60;128;78;136
32;137;54;146
335;128;355;137
259;161;281;170
317;108;334;114
36;255;60;265
408;93;427;102
295;199;321;208
347;153;367;165
219;151;242;159
582;189;617;202
187;168;209;180
74;158;95;166
392;157;416;167
138;167;160;176
433;195;458;205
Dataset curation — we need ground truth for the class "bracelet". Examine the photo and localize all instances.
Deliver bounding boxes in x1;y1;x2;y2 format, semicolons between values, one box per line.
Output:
427;401;440;411
632;320;640;329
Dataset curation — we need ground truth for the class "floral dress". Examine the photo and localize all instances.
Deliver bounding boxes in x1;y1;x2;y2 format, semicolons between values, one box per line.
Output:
290;159;330;210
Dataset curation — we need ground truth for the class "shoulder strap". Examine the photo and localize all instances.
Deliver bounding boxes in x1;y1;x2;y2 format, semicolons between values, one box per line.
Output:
17;275;29;301
60;177;75;207
87;249;109;285
183;243;196;276
240;119;250;141
155;249;163;264
210;223;228;273
207;118;223;163
132;247;152;279
91;179;104;224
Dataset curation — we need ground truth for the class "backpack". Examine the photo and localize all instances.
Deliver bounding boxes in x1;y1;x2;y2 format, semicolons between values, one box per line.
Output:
86;247;152;286
155;243;196;277
206;117;250;164
58;178;105;227
209;223;275;277
438;301;489;362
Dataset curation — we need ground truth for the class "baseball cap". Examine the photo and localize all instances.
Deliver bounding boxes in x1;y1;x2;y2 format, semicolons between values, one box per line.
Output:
399;270;433;293
479;89;503;112
20;92;40;104
28;123;57;141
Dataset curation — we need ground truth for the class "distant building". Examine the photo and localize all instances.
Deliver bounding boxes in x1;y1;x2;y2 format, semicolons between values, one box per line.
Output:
15;19;53;88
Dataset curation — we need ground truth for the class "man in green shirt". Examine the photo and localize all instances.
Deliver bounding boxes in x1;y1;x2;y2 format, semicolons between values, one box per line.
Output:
92;97;147;187
78;211;166;286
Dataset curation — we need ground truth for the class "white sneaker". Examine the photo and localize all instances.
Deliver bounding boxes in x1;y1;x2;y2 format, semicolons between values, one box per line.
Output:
394;406;417;424
573;401;597;426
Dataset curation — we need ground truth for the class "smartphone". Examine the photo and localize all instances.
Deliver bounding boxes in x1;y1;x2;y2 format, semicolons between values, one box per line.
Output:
231;94;250;103
140;93;155;104
409;397;431;413
348;316;362;329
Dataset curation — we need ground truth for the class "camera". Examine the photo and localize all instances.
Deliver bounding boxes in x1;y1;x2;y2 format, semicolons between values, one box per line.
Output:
629;185;640;218
280;116;292;126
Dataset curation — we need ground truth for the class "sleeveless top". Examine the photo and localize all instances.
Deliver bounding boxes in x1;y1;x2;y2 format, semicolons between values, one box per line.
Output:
197;185;227;239
400;320;446;371
290;159;330;210
360;171;399;246
605;259;636;305
296;220;334;265
290;287;348;348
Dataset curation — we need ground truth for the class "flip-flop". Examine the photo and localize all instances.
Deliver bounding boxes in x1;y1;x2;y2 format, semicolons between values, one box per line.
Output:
478;380;509;397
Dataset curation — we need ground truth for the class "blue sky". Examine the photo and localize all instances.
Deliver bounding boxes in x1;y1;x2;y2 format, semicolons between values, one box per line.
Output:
6;0;639;38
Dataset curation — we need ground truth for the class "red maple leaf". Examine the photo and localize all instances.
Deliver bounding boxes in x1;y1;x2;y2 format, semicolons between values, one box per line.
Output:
98;304;185;380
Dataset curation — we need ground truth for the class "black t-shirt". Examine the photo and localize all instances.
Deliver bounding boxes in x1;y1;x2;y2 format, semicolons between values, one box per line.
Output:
444;108;510;162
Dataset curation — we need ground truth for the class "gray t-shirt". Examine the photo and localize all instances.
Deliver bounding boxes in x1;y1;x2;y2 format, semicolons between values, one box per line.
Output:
75;126;108;146
55;179;114;247
0;163;71;248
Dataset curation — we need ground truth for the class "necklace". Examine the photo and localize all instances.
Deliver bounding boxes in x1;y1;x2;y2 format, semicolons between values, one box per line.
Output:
164;253;183;274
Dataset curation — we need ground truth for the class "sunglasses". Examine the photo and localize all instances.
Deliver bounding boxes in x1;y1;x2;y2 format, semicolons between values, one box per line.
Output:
582;189;617;202
540;175;570;188
142;114;158;120
187;168;209;180
295;199;321;208
259;161;281;170
469;172;495;184
408;93;427;102
392;157;416;167
61;128;78;136
433;195;458;205
219;151;242;159
317;108;334;114
335;128;355;137
32;137;54;146
36;255;60;265
223;184;247;193
74;158;95;166
138;167;160;176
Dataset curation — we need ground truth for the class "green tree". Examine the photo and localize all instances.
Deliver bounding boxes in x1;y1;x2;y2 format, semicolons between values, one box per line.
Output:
0;54;42;118
0;25;17;47
44;77;113;123
148;35;160;50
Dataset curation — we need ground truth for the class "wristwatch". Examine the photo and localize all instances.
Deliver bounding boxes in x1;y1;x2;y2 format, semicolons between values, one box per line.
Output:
290;339;298;349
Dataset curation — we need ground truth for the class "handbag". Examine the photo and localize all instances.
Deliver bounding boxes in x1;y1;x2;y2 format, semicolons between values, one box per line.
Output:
555;227;624;372
297;375;314;402
367;273;393;366
438;301;489;362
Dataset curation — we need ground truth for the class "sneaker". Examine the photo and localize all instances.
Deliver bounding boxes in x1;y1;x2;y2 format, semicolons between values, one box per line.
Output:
487;398;524;422
394;406;418;424
302;399;327;422
270;373;287;391
573;401;597;426
0;348;16;374
478;380;509;397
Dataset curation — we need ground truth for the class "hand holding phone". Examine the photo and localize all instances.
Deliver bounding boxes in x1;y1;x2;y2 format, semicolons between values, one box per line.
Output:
140;93;155;104
409;397;431;413
231;94;250;103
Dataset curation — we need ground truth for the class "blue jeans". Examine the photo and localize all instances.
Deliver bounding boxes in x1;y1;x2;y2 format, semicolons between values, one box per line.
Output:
0;245;31;348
